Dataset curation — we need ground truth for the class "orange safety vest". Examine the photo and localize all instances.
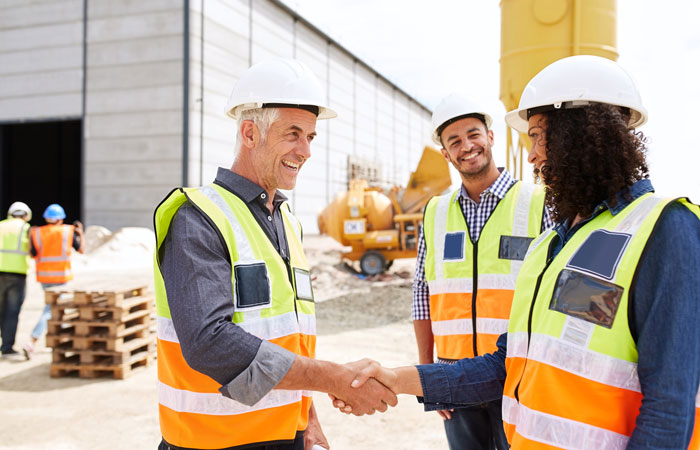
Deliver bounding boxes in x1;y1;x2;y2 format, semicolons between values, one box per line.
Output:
154;185;315;449
503;194;700;449
31;224;74;284
423;181;546;359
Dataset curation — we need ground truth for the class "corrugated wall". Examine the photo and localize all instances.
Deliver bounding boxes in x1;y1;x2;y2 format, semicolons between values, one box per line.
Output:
83;0;184;229
0;0;432;233
0;0;83;120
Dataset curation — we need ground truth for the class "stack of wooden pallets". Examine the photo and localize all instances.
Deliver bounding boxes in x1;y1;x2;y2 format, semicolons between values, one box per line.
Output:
44;280;155;380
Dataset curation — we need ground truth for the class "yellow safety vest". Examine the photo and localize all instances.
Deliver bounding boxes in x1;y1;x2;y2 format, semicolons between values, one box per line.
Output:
423;181;546;359
503;193;700;449
0;218;30;275
154;184;315;449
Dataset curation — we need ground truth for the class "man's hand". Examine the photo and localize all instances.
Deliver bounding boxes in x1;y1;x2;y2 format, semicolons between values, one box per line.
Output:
328;359;398;416
304;403;329;450
329;361;423;414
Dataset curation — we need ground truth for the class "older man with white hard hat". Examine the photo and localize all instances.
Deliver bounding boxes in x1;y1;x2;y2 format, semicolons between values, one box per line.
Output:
153;58;397;450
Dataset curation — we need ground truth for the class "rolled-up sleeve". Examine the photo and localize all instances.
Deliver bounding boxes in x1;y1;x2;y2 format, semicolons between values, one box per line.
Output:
160;202;296;406
417;333;507;410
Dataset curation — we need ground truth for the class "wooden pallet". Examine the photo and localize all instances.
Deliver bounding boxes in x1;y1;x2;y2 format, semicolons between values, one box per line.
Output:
44;290;74;305
49;303;80;321
77;295;153;321
74;285;148;307
47;323;153;352
47;310;151;338
52;336;155;365
49;349;156;380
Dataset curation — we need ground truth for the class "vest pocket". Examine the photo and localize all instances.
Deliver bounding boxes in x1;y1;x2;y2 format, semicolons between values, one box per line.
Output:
293;268;314;302
234;261;271;310
499;235;534;261
548;269;623;329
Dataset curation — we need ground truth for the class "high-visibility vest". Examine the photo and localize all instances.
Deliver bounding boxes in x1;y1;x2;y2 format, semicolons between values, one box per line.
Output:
0;218;30;275
154;184;316;449
31;224;75;284
503;193;700;449
423;181;546;359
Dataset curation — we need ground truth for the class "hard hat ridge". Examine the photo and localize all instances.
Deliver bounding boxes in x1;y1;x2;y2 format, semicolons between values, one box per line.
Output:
505;55;647;133
225;58;337;120
43;204;66;220
431;94;493;146
7;201;32;221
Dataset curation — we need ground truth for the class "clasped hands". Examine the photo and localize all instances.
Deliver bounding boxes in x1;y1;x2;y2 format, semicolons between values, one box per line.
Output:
327;359;400;416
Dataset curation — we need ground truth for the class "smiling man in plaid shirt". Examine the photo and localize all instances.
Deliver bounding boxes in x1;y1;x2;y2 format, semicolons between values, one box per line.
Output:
412;94;552;450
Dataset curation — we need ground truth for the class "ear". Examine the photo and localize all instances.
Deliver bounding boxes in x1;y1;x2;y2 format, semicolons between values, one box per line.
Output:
440;147;450;162
487;129;495;146
240;120;260;149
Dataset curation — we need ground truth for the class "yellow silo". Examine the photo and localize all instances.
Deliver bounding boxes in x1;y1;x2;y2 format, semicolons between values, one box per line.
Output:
500;0;618;178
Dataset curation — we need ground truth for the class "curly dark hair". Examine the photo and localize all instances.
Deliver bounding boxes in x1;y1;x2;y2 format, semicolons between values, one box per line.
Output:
539;104;649;223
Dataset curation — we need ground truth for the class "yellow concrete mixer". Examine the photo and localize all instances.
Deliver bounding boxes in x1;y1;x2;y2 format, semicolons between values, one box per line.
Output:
317;146;451;275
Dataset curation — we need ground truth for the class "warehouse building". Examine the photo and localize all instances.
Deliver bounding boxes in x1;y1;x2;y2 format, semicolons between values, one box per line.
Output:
0;0;432;233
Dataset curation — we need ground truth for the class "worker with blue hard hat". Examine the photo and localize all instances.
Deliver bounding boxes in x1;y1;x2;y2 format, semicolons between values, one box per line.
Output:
43;204;66;220
23;203;84;359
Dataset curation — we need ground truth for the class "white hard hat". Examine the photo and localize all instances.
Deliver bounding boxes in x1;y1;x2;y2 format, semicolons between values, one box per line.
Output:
7;201;31;221
431;94;493;146
505;55;647;133
225;58;336;120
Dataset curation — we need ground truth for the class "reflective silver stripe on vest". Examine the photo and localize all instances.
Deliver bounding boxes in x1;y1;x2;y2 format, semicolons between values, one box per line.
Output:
157;316;180;343
432;317;508;336
432;192;455;280
0;222;28;255
159;381;301;416
512;182;536;237
198;186;255;262
508;331;641;393
198;185;259;319
37;270;72;277
510;182;537;280
428;273;518;294
696;387;700;408
615;196;664;234
37;226;71;262
502;395;629;450
280;204;301;239
158;312;314;344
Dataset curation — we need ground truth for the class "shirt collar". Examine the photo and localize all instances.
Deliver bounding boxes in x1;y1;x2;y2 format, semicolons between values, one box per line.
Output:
214;167;288;205
553;178;655;237
456;168;514;203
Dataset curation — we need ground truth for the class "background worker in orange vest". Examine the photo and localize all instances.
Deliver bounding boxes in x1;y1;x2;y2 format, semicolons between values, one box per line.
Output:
23;203;84;359
412;94;551;450
0;202;32;360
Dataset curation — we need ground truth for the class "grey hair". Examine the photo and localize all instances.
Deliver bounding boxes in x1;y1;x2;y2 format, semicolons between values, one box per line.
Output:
233;107;280;159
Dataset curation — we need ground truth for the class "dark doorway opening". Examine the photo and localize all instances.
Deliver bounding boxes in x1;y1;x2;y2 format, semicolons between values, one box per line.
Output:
0;120;82;226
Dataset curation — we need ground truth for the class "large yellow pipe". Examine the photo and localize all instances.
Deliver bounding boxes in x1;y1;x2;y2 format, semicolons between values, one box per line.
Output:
500;0;618;179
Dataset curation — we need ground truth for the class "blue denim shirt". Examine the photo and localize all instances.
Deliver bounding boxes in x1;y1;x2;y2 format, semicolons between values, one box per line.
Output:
417;179;700;449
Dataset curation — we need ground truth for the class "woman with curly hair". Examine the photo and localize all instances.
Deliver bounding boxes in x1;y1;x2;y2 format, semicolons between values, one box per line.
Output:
333;56;700;450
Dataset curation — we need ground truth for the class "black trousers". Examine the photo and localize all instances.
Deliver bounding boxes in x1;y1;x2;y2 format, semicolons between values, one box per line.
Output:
159;432;305;450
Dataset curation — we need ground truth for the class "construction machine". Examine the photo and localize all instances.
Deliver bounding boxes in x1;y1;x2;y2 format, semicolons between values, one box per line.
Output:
317;146;450;275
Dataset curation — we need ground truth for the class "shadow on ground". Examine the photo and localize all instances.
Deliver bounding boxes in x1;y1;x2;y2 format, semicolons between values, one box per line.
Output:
0;361;109;392
315;284;413;335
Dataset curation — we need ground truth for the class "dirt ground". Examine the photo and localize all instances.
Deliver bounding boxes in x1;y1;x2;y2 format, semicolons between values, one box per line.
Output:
0;233;447;449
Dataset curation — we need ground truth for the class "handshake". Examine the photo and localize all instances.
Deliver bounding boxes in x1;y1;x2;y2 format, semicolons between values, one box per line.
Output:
325;359;421;416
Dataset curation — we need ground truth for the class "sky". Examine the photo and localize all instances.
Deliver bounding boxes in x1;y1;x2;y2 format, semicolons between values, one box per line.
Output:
279;0;700;202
